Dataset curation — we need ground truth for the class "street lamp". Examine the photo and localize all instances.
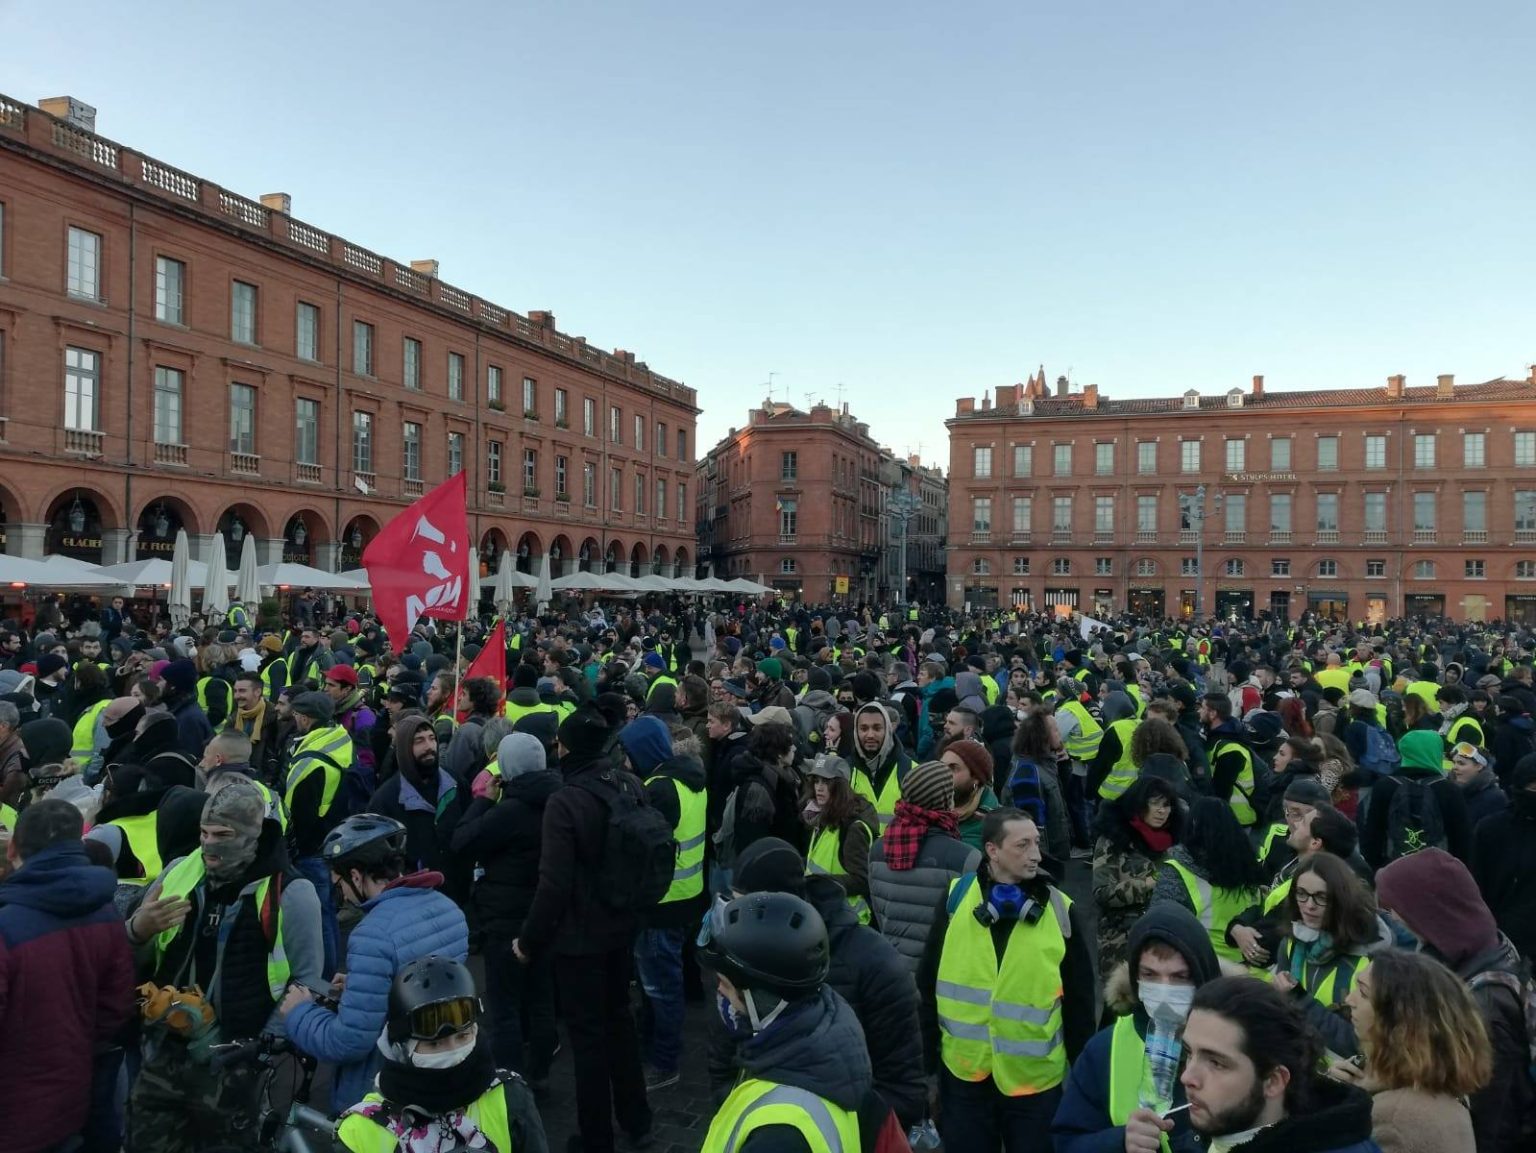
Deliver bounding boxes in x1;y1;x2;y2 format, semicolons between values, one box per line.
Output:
152;503;170;539
230;516;245;544
67;493;86;535
292;517;308;547
1178;485;1223;620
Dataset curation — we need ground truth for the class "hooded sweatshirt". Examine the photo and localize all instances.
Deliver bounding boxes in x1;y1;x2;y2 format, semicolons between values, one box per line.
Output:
367;714;470;904
851;701;908;807
0;841;136;1153
1360;729;1473;868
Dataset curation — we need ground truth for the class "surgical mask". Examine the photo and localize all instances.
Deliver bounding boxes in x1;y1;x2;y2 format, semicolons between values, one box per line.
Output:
1138;981;1195;1025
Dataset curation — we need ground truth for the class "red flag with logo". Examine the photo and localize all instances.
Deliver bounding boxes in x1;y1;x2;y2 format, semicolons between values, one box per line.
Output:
457;618;507;721
362;472;471;652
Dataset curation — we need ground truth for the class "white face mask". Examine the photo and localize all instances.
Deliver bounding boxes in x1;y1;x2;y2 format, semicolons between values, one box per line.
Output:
1138;980;1196;1024
408;1026;477;1069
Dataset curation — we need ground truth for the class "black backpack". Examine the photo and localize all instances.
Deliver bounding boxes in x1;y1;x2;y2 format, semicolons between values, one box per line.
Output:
1384;775;1448;861
574;771;676;912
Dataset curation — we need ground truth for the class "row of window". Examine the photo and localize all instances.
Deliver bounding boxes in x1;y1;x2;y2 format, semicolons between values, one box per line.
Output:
778;451;873;486
967;556;1528;580
972;430;1536;479
971;490;1536;535
54;223;688;459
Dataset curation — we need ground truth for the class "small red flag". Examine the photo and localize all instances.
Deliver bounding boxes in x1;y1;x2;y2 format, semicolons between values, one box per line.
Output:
457;618;507;721
362;472;471;653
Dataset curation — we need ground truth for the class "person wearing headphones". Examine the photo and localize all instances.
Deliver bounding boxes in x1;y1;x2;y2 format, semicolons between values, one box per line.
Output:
918;806;1096;1151
335;955;548;1152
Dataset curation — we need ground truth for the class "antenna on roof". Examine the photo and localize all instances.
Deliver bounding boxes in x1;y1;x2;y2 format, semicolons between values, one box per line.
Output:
763;371;778;403
804;391;817;409
834;382;847;406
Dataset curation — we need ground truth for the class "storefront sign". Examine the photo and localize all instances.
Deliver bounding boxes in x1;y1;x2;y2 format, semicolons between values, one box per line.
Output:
1224;472;1297;484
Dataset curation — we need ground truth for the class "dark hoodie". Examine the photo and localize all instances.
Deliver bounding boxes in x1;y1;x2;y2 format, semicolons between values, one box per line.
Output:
1052;904;1220;1153
724;986;878;1153
851;701;910;809
1376;847;1533;1152
366;714;470;904
979;703;1017;784
1472;753;1536;964
0;840;136;1152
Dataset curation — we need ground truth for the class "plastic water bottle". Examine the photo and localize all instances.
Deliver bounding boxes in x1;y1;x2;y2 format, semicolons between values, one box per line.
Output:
1140;1007;1183;1112
907;1120;941;1150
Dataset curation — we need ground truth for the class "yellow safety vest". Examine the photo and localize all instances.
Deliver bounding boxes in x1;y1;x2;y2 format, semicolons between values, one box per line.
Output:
260;656;288;700
982;678;1000;707
1262;875;1293;915
648;774;706;904
872;766;903;833
336;1081;514;1152
703;1077;859;1153
1444;715;1484;769
285;723;353;819
1168;859;1255;966
1210;739;1257;826
1106;1015;1173;1153
847;765;878;812
1273;937;1368;1009
0;803;16;830
71;698;110;765
1405;680;1440;712
806;821;874;924
1097;719;1140;800
1057;700;1104;762
502;699;561;725
1256;822;1289;867
936;876;1072;1096
1125;683;1145;719
646;674;678;702
152;849;290;999
106;811;163;886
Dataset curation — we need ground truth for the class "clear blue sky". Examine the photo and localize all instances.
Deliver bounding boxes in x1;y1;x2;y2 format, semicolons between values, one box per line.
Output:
6;1;1533;470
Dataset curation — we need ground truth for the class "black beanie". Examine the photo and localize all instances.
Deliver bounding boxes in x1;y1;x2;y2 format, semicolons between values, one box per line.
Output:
734;837;809;897
557;704;611;760
513;664;539;690
806;667;832;693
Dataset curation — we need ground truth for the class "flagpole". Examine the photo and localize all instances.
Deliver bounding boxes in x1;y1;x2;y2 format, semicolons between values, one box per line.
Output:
453;622;464;716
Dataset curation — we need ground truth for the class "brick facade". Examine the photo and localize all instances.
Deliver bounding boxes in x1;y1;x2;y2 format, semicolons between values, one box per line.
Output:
0;93;697;582
946;370;1536;624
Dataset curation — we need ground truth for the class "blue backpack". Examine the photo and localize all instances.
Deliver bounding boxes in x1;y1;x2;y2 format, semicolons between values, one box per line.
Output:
1357;723;1401;780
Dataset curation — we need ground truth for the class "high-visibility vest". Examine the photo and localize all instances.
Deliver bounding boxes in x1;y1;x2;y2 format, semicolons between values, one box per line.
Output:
196;676;223;714
1256;822;1288;866
152;849;290;1000
1057;700;1103;762
337;1081;514;1153
646;674;678;702
0;803;16;830
1444;715;1485;769
285;723;353;819
213;774;290;833
106;811;163;886
1210;739;1257;826
847;764;878;812
648;774;706;905
502;699;560;725
1405;680;1440;712
1106;1015;1173;1153
1125;683;1145;719
1097;719;1141;800
806;821;874;924
908;607;919;621
260;656;288;700
1273;936;1369;1009
937;875;1072;1096
982;678;999;707
872;765;903;833
71;698;110;765
1262;875;1292;915
1168;859;1255;966
702;1078;859;1153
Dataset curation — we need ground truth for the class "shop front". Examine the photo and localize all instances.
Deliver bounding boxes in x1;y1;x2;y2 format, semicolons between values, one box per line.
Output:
1009;587;1032;610
1506;594;1536;626
1178;589;1197;619
1267;589;1291;621
1462;593;1488;623
964;584;999;611
1405;593;1445;619
1128;586;1164;618
1307;591;1348;620
1092;587;1115;616
1043;587;1079;618
1364;595;1388;626
1215;588;1254;621
46;492;106;563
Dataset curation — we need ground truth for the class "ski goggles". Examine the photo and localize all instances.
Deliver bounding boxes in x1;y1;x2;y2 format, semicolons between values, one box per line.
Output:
395;996;481;1042
1450;742;1487;767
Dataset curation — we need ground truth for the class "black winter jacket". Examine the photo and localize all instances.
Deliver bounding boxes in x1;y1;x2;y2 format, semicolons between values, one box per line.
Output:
450;769;561;938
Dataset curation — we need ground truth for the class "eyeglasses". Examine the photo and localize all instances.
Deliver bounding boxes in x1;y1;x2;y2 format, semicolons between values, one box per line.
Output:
1295;888;1330;908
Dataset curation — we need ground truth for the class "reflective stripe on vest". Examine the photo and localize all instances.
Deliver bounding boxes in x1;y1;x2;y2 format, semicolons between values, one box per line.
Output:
108;811;163;886
1210;739;1257;826
1097;719;1141;800
1058;700;1104;761
260;656;287;700
285;724;353;818
1257;822;1288;866
936;876;1071;1095
805;821;873;924
152;849;290;999
502;700;561;725
337;1081;512;1153
649;774;707;904
71;698;110;764
1168;859;1255;966
703;1079;860;1153
1106;1015;1173;1152
1262;875;1292;916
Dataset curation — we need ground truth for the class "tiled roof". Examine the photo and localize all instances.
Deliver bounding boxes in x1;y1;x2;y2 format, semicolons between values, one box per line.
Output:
952;377;1532;420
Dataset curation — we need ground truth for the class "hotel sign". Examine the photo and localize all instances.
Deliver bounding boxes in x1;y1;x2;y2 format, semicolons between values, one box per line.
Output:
1225;472;1297;484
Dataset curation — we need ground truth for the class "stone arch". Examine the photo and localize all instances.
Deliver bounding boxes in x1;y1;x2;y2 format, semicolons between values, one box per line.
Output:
282;508;330;566
216;501;272;549
39;482;124;532
653;544;670;576
577;536;601;572
549;533;574;577
133;494;201;558
629;541;648;577
605;538;626;572
42;487;118;562
338;513;381;570
674;546;690;576
515;530;543;574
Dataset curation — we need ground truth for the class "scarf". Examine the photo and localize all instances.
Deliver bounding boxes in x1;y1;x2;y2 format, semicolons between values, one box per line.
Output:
1129;816;1175;855
362;1035;501;1148
1438;701;1468;735
884;800;959;872
230;698;268;741
1287;926;1336;983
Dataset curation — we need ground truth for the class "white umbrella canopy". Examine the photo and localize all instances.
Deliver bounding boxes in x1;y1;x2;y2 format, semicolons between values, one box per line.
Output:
168;529;193;629
97;558;234;589
478;569;537;589
236;534;261;607
535;552;553;608
551;570;635;592
724;577;773;595
202;533;230;617
493;550;517;615
257;563;368;591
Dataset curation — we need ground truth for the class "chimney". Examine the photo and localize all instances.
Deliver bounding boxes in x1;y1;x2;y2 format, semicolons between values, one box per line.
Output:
1437;373;1454;398
528;311;556;330
996;384;1018;407
842;402;850;417
1251;374;1264;397
982;390;992;410
612;349;636;365
1082;383;1099;409
39;96;96;131
1056;375;1069;398
409;259;439;278
260;193;292;214
957;398;976;415
1386;373;1405;399
1529;365;1536;385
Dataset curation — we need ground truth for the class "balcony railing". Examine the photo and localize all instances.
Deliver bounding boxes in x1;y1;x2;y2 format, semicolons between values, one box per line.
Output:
1179;529;1198;545
1316;529;1340;544
65;428;104;456
1010;532;1032;545
296;462;321;483
230;452;260;475
1413;529;1437;544
779;534;798;545
1463;530;1488;544
1052;529;1072;543
1363;530;1388;544
403;478;424;497
486;490;505;508
1136;530;1157;544
1094;531;1114;544
971;532;991;544
1269;530;1292;545
554;499;571;517
522;495;540;514
1517;529;1536;544
1224;531;1246;544
154;442;188;466
353;471;375;493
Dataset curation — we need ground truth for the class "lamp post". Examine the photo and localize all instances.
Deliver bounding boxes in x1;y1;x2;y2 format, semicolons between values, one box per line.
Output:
1179;485;1223;620
890;490;920;608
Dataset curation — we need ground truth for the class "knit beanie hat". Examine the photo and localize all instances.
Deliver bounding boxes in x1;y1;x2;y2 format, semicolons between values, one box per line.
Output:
161;658;197;695
642;651;666;671
1282;777;1332;807
806;667;832;693
35;653;68;681
1397;729;1444;773
756;657;783;682
200;780;267;882
618;715;673;774
901;760;955;812
558;704;612;760
733;836;808;897
495;733;547;782
102;697;145;741
512;663;539;690
947;740;994;787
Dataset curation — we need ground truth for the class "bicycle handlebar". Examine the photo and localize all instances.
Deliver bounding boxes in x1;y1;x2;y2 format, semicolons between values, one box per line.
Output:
208;1033;303;1072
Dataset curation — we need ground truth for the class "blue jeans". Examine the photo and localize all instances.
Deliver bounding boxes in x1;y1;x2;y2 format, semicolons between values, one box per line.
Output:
296;855;339;979
633;926;686;1074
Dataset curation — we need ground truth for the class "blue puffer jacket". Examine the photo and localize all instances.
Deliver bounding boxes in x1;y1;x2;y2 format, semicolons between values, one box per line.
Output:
285;872;468;1110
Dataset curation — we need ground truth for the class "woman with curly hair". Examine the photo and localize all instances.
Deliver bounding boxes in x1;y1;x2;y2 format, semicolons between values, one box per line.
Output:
1091;773;1185;973
1152;797;1265;966
1329;950;1491;1153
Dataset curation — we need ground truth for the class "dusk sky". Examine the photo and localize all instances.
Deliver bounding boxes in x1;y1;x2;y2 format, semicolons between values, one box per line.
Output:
6;0;1532;470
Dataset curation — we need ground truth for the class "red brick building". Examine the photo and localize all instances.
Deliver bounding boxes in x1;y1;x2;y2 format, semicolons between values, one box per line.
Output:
0;93;697;585
946;369;1536;624
696;401;884;603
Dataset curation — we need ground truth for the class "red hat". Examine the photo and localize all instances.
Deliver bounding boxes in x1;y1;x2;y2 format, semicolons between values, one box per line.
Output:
947;739;995;787
324;665;358;687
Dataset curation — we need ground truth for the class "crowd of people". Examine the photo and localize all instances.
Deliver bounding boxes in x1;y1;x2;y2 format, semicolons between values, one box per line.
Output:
0;593;1534;1152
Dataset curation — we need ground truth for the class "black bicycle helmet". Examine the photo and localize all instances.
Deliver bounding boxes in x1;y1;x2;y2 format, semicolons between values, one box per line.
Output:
703;892;829;1000
322;813;407;869
387;955;482;1043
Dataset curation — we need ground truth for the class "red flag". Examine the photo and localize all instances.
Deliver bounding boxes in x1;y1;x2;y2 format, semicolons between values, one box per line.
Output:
362;472;471;652
457;618;507;721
